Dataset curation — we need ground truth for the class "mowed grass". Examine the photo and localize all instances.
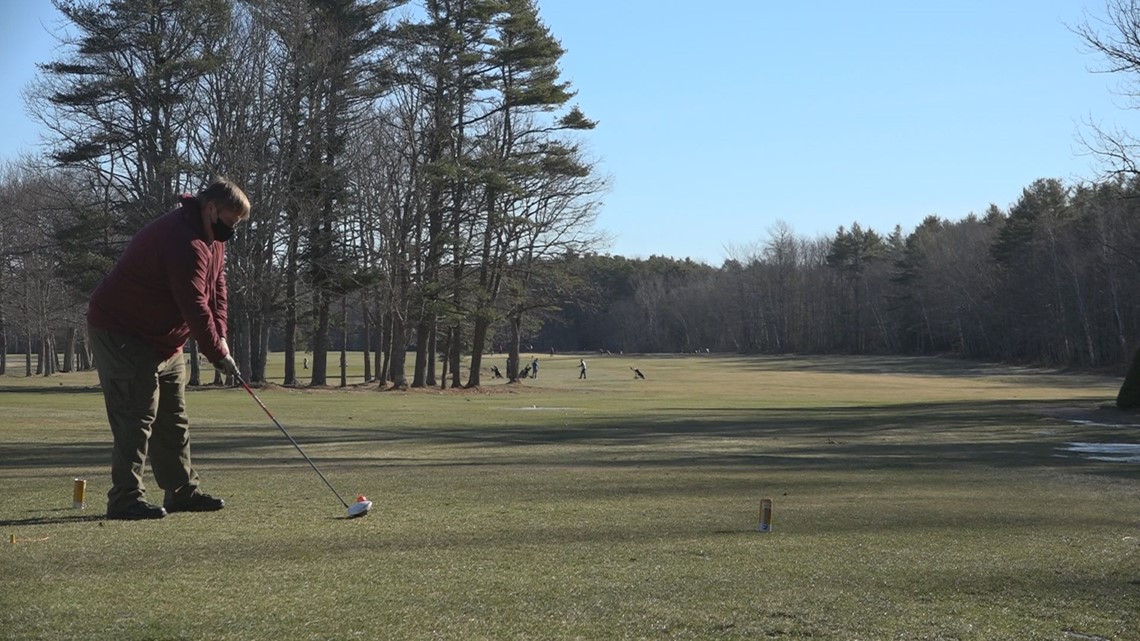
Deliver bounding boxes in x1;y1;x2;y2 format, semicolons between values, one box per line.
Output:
1;353;1138;640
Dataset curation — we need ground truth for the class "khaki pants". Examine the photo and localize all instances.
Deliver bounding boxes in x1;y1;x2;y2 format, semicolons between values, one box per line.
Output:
88;326;199;511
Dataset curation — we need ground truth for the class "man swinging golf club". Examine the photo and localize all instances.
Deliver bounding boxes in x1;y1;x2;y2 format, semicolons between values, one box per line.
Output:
87;178;250;520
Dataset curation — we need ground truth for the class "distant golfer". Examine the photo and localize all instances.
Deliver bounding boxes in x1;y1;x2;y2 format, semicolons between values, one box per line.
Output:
87;178;250;520
531;357;539;379
578;358;587;379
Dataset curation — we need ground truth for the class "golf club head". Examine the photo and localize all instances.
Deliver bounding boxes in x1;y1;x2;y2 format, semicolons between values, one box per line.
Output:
347;497;372;519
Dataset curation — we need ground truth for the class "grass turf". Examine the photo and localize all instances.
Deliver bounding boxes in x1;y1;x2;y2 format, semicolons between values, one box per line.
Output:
1;353;1138;640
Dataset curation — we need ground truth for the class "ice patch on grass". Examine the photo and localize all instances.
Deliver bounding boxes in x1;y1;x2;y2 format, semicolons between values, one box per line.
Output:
1061;442;1140;463
1066;418;1140;428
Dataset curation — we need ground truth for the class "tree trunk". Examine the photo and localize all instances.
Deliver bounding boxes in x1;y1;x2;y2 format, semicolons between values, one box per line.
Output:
466;317;488;388
1116;346;1140;409
78;330;91;371
379;310;392;387
506;316;522;382
63;327;76;372
257;316;270;384
426;321;437;387
340;295;348;388
413;315;430;388
0;313;6;375
449;324;461;389
373;307;384;385
362;294;372;383
438;327;450;389
310;290;330;386
388;311;408;389
40;336;50;376
283;233;299;387
189;339;201;386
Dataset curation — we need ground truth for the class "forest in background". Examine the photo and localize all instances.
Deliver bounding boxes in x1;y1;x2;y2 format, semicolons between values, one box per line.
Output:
4;0;1140;389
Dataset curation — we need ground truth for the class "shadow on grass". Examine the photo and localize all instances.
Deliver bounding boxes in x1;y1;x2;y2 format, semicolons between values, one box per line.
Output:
0;513;106;527
0;385;103;394
729;354;1119;388
0;443;109;470
3;397;1136;480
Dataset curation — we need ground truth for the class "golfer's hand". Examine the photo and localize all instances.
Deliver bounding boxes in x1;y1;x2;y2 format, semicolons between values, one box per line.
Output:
214;355;240;379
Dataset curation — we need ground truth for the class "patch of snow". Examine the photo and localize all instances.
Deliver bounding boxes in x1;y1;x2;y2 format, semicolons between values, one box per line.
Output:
1060;442;1140;463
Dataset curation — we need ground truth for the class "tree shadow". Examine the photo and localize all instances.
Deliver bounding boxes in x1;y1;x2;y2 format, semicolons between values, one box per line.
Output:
4;397;1135;482
727;354;1119;388
0;385;103;394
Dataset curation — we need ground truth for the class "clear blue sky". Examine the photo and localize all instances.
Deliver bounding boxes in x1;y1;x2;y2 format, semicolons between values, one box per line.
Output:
1;1;1129;265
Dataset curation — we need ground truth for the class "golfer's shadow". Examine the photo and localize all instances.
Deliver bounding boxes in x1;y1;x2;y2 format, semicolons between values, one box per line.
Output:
0;510;106;527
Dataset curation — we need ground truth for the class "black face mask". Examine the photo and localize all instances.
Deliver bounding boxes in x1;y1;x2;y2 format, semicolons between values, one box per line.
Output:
212;220;235;242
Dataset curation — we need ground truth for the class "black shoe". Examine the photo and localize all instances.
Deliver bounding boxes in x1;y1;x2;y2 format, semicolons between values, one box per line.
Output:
107;501;167;520
164;491;225;513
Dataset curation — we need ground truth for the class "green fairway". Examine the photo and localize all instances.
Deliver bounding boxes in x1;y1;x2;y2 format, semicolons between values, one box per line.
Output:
2;354;1138;640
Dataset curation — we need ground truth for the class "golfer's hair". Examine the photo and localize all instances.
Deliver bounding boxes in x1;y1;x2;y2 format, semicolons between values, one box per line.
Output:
198;177;251;221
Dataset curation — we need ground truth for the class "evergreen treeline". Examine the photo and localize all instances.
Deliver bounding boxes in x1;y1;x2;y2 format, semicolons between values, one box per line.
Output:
542;176;1140;373
4;0;1140;389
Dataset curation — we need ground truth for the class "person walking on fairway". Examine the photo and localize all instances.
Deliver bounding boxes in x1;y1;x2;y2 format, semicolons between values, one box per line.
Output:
87;178;250;520
578;358;587;379
531;357;539;379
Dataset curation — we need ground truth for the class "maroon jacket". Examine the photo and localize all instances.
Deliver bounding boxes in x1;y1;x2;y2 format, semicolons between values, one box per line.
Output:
87;195;229;364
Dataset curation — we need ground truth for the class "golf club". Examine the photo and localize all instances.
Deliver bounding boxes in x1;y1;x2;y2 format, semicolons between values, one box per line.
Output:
236;374;371;518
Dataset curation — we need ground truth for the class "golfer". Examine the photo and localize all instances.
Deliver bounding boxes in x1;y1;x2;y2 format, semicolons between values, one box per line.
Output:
87;178;250;520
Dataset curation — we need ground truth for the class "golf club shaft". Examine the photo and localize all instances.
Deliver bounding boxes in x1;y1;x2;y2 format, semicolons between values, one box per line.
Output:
237;376;351;509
